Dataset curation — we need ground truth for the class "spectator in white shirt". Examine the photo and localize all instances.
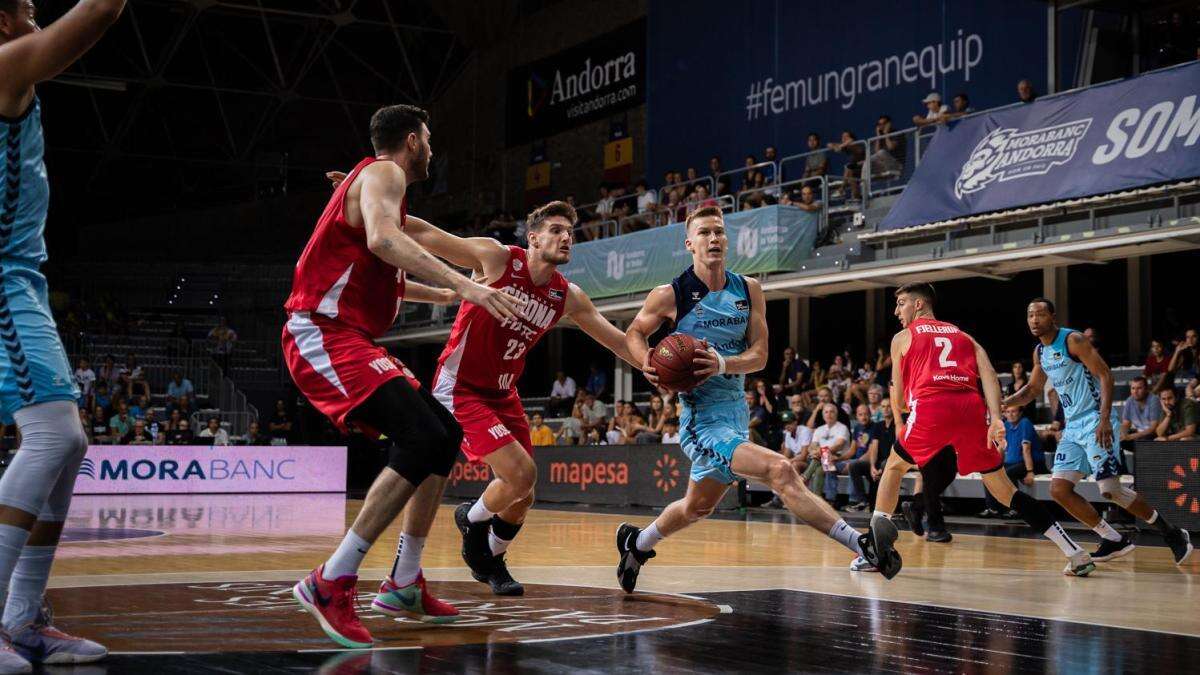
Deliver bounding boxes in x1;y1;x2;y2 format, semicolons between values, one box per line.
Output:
800;404;850;500
595;184;614;217
548;371;577;417
74;357;96;403
913;92;950;127
661;418;680;444
198;417;230;446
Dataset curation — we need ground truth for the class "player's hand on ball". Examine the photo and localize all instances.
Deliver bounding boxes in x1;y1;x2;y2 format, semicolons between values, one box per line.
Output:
641;350;663;390
326;170;348;188
691;340;720;383
1095;422;1113;450
461;282;524;321
988;418;1007;453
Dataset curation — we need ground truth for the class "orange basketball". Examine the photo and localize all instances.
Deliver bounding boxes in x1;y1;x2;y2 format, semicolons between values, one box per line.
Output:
649;333;704;393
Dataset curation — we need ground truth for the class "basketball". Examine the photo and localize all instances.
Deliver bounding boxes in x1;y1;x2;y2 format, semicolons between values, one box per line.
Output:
650;333;704;392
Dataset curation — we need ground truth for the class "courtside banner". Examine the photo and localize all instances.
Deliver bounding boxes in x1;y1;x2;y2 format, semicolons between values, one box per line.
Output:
444;444;739;510
881;61;1200;231
73;445;347;494
1133;441;1200;531
559;205;818;299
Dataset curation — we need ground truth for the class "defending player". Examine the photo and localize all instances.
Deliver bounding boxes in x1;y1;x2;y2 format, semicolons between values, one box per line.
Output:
1004;298;1193;565
615;205;869;593
0;1;129;668
284;104;524;648
863;283;1095;579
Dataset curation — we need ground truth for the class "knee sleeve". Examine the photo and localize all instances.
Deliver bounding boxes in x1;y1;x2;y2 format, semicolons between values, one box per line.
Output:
0;401;87;518
1097;477;1136;508
1011;490;1053;532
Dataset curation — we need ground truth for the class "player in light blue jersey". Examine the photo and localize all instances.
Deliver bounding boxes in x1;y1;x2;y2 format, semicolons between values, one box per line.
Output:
0;1;127;669
614;204;869;592
1005;298;1193;566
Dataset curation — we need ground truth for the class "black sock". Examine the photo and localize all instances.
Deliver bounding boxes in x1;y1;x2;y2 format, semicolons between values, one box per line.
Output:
491;515;522;541
1148;511;1175;535
1010;490;1053;533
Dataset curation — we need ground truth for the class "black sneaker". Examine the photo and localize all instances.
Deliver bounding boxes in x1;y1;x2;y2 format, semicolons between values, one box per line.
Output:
473;554;524;596
616;523;656;594
454;502;493;575
861;517;902;580
926;530;953;543
845;501;869;513
1164;528;1195;566
977;508;1001;519
1091;535;1135;562
901;501;925;537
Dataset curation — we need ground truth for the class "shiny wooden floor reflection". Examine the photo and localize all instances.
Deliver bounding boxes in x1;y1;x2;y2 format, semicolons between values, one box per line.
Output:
47;494;1200;672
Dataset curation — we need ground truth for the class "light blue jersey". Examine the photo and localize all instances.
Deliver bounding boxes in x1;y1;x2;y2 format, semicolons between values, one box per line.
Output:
670;267;752;484
0;98;78;422
1039;327;1119;479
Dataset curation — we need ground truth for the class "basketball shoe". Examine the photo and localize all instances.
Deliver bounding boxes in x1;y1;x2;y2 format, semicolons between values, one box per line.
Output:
293;565;372;648
372;572;460;623
616;523;656;593
8;604;106;665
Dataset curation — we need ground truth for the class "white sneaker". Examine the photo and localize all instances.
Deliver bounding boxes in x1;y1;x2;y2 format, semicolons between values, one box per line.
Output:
1063;550;1096;577
849;556;878;572
8;605;106;665
0;633;31;674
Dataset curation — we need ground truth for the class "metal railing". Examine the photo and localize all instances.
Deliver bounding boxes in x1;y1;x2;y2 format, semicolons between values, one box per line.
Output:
716;161;778;198
205;361;258;436
735;175;830;234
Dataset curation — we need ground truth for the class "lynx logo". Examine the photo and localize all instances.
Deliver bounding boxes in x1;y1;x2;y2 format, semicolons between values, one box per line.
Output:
736;227;759;258
487;423;511;440
606;251;626;280
79;458;97;479
734;300;749;312
955;119;1092;198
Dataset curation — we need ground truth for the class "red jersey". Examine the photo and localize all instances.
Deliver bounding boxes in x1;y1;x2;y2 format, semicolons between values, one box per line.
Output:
900;317;980;403
434;247;569;394
284;156;406;338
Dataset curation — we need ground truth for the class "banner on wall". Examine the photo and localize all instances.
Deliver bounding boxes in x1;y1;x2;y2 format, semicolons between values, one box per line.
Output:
506;19;646;146
73;446;347;494
881;61;1200;230
559;205;818;299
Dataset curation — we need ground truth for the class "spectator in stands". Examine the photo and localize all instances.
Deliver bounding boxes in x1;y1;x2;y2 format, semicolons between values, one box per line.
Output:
766;410;813;508
826;404;876;510
778;347;811;395
556;402;583;445
167;371;194;404
1144;339;1171;388
980;404;1043;518
128;394;148;420
829;130;866;200
579;391;607;437
866;385;887;423
801;133;828;183
913;92;949;127
209;316;238;370
1168;328;1199;381
169;393;194;420
791;184;821;213
74;357;96;406
87;408;110;445
122;420;154;446
746;391;771;446
109;402;133;444
199;417;230;446
144;409;163;444
120;353;151;399
1121;376;1162;443
585;363;608;398
529;413;556;447
664;189;685;224
596;184;614;219
1156;387;1198;441
166;409;183;432
662;418;680;444
803;403;849;499
1017;78;1037;104
97;355;119;392
634;396;668;443
949;92;973;118
870;115;906;179
764;145;777;164
79;408;93;443
548;371;577;417
709;155;721;178
238;421;267;445
269;399;293;444
165;419;194;445
807;386;850;428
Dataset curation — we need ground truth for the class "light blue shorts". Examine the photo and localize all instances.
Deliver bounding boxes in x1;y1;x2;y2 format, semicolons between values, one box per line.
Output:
0;267;78;424
679;398;749;485
1052;415;1122;480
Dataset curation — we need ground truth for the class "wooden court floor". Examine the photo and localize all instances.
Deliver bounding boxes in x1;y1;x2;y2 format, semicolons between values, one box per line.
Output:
45;493;1200;673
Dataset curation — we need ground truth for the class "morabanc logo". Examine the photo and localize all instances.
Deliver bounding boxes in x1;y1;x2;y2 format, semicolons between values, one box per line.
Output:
954;119;1092;199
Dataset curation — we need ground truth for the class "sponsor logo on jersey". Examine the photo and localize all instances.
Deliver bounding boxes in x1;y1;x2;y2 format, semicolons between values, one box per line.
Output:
690;291;701;301
547;288;563;301
513;258;523;272
693;306;705;318
487;423;511;440
955;119;1092;198
734;299;749;311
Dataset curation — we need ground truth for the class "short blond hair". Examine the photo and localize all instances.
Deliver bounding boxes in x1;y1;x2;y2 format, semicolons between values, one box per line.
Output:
685;204;723;230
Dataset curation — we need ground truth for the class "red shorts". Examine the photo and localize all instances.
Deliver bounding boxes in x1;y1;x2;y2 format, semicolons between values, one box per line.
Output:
432;371;531;462
900;391;1003;475
282;312;420;433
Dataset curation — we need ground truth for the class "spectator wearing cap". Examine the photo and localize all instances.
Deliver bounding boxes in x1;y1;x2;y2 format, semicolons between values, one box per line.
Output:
779;411;813;466
913;92;949;127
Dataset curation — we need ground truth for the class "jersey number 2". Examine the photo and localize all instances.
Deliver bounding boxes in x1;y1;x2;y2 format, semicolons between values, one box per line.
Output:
933;337;958;368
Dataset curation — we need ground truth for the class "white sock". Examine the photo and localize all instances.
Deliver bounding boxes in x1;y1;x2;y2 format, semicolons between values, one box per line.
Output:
1093;520;1123;542
0;525;31;618
635;522;663;552
488;530;512;556
468;499;495;524
872;510;891;521
1146;511;1159;525
1042;522;1081;557
2;544;54;630
325;529;370;579
828;520;864;556
389;533;425;586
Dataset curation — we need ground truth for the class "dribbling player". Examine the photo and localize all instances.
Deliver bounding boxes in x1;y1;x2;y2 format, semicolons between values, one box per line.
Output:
615;205;868;592
0;1;128;668
283;104;523;648
864;283;1095;578
1005;298;1193;565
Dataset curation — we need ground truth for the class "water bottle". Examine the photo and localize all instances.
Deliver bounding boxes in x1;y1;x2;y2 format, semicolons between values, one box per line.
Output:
820;445;833;471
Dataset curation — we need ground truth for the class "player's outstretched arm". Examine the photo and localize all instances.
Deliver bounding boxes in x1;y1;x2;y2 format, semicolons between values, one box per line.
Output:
625;285;675;388
565;284;639;369
1002;347;1047;408
358;162;522;321
1067;331;1115;448
402;280;456;305
970;335;1008;451
693;277;768;378
404;215;511;279
0;0;125;98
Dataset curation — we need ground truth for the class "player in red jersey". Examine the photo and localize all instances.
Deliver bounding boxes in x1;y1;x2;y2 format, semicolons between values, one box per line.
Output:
861;282;1095;579
283;104;524;648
